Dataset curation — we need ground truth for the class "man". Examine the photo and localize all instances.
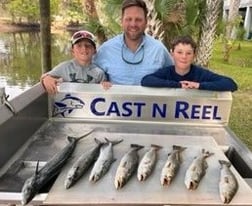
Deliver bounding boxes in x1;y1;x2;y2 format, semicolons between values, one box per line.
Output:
94;0;173;85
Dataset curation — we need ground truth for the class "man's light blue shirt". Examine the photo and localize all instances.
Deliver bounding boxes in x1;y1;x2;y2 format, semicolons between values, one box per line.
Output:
93;34;173;85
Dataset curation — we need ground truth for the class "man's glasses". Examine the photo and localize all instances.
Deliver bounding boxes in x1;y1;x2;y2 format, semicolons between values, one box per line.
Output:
121;45;144;65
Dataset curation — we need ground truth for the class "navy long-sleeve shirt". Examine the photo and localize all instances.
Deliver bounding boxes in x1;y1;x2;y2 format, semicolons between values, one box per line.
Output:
141;64;238;92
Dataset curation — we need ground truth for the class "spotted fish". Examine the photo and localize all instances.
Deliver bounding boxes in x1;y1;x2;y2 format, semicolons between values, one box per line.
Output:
184;148;214;190
219;160;238;204
160;145;186;186
114;144;144;189
137;144;162;181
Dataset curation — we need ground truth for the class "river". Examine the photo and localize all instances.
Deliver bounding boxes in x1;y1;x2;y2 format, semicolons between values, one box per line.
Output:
0;30;72;99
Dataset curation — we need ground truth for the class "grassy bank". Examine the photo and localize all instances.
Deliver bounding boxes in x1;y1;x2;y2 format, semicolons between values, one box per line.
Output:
209;39;252;150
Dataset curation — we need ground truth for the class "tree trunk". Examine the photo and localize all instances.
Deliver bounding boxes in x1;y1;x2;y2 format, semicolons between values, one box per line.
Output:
39;0;51;73
223;0;241;62
82;0;107;45
195;0;222;67
144;0;164;41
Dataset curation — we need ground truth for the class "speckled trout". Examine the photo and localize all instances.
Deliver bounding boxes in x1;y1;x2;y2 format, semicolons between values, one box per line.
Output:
160;145;186;186
219;160;238;204
89;138;123;182
114;144;144;189
64;138;104;189
137;144;162;181
184;148;214;190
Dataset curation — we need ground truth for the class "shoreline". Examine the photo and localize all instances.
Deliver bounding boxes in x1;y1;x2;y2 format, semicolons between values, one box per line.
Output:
0;19;84;33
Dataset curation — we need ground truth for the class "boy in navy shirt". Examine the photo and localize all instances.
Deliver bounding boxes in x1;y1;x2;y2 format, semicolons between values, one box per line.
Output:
141;35;237;92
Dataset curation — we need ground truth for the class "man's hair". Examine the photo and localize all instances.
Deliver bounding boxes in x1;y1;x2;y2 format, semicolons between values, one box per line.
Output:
121;0;148;18
171;35;197;53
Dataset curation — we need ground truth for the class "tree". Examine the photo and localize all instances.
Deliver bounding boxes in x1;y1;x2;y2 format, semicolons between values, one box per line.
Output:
144;0;164;41
195;0;223;67
82;0;107;45
223;0;242;62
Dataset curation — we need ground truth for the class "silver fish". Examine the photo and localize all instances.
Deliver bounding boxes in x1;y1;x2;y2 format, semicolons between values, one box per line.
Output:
114;144;144;189
89;138;123;182
219;160;238;204
137;144;162;181
64;138;104;189
184;148;214;190
160;145;186;186
21;130;93;205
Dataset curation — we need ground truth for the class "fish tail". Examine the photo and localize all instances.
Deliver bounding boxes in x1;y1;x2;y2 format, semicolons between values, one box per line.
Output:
202;148;214;158
150;144;163;150
67;136;76;143
94;137;104;145
130;144;144;151
172;145;186;152
104;137;123;145
219;160;231;168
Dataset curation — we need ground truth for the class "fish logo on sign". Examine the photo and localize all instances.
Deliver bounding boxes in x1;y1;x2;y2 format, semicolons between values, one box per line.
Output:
53;93;85;117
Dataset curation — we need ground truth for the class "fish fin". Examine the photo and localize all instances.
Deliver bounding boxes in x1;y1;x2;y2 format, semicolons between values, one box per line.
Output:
202;149;214;158
219;160;231;168
203;161;208;170
67;136;76;143
35;160;40;176
151;144;163;150
76;130;94;141
114;138;124;145
104;138;123;146
130;144;144;150
4;100;16;114
94;137;103;145
173;145;187;152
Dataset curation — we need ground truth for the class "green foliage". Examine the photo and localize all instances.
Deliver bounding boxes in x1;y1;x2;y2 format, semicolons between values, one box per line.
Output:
236;26;246;40
155;0;178;20
3;0;61;23
6;0;39;23
210;39;252;150
98;0;122;36
56;0;84;25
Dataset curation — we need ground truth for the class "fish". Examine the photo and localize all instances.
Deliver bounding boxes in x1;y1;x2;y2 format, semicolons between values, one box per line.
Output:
64;138;104;189
184;148;214;190
114;144;144;189
21;130;93;205
137;144;162;181
53;93;85;117
0;87;16;114
89;138;123;183
219;160;238;204
160;145;186;186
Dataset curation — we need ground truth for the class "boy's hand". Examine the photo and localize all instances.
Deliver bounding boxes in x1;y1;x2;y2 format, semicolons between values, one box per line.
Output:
180;81;200;89
100;81;112;90
41;75;61;94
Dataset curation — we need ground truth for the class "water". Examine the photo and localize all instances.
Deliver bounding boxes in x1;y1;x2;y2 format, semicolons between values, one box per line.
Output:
0;31;72;99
